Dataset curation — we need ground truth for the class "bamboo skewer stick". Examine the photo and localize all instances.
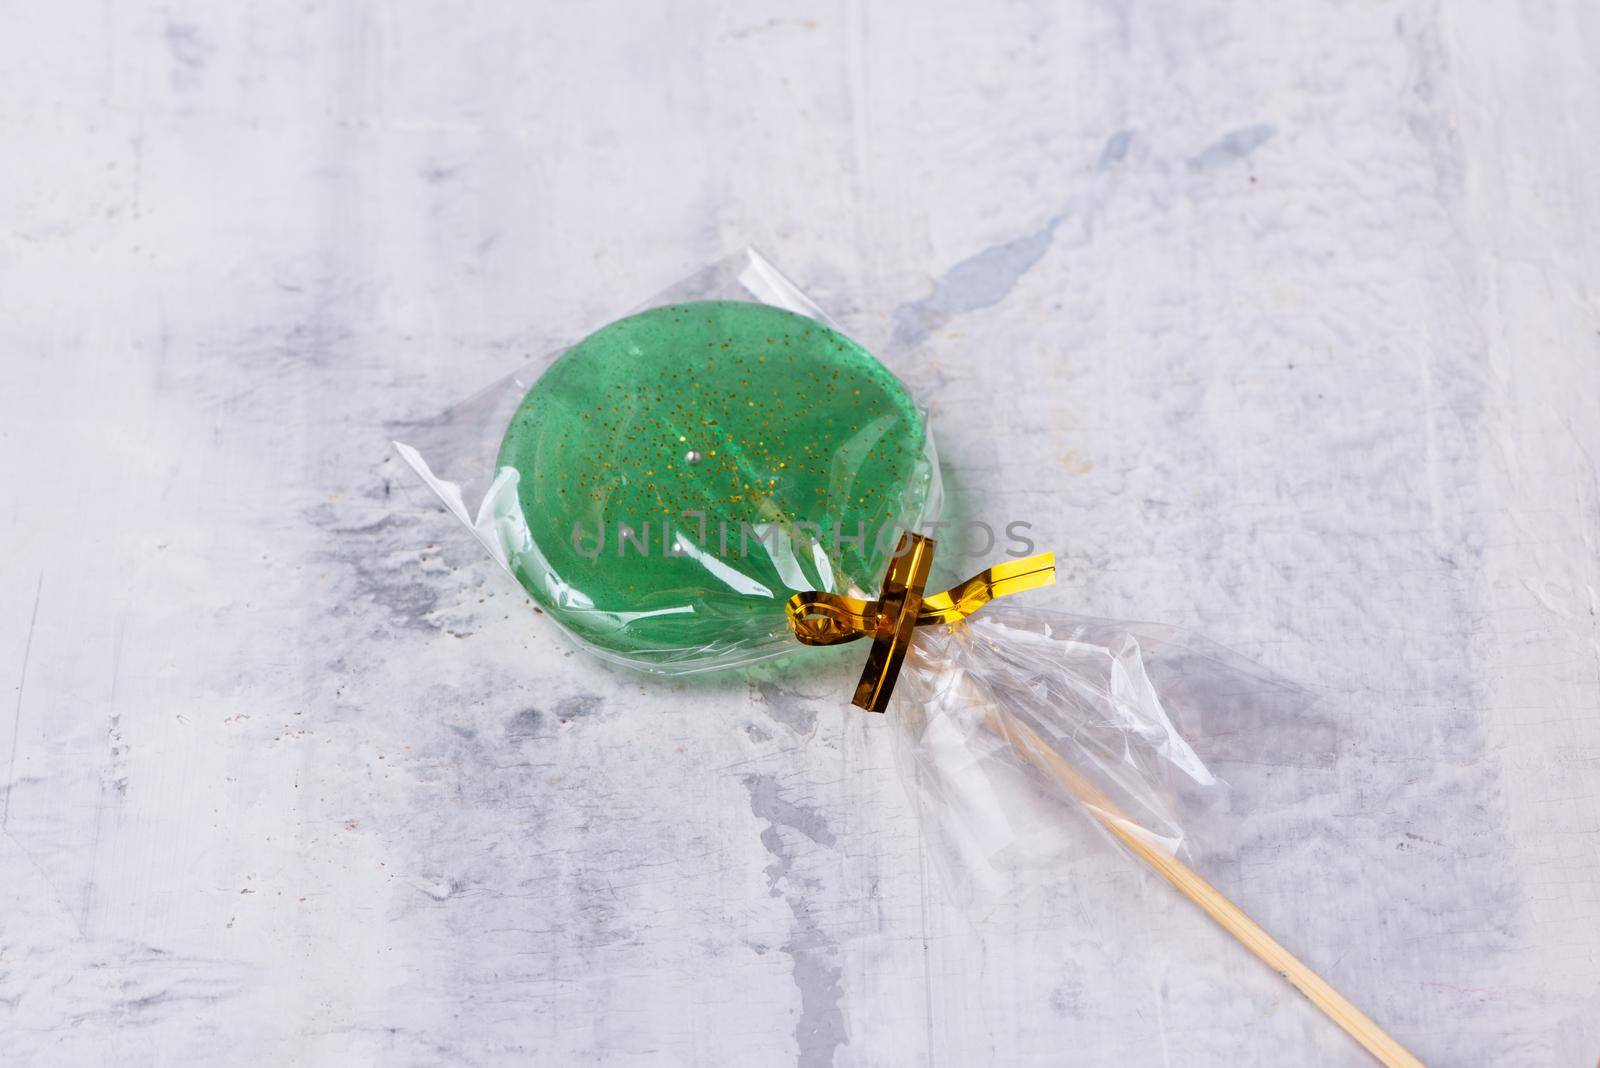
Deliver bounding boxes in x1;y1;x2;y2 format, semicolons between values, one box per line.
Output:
983;705;1425;1068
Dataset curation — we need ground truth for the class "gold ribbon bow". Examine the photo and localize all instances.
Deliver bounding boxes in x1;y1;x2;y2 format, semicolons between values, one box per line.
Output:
785;532;1055;712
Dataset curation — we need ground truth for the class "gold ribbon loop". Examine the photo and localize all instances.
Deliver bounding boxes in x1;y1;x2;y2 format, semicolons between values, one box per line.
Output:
917;552;1057;626
785;591;875;646
784;534;1055;711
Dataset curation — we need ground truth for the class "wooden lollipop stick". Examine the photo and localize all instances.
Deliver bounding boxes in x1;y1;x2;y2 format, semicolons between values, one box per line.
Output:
984;707;1425;1068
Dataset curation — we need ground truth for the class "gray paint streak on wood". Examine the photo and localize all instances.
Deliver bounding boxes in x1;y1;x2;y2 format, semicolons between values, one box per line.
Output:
746;772;847;1066
1187;124;1277;170
892;214;1064;347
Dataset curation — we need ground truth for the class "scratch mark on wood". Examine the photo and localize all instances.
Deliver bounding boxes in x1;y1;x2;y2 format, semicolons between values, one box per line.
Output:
2;573;44;830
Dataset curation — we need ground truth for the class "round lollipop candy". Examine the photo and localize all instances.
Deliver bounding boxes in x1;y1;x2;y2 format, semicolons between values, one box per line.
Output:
495;300;934;669
402;280;1423;1067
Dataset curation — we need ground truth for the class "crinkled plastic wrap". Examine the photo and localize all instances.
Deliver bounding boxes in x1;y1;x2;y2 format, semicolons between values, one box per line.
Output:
395;249;941;674
893;609;1205;891
892;607;1331;898
391;252;1418;1061
393;249;1284;896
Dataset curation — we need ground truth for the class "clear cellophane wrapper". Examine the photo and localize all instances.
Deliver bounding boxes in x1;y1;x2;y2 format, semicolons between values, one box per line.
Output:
393;248;1323;902
387;251;1425;1063
894;606;1327;901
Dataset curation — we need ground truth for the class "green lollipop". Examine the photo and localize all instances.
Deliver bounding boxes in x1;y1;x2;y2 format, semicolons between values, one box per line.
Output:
496;300;933;668
409;275;1425;1068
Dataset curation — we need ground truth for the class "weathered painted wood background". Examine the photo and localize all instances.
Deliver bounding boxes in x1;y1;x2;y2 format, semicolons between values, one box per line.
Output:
3;2;1597;1064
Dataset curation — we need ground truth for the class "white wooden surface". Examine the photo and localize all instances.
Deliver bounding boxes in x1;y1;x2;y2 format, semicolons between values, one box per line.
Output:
3;3;1598;1064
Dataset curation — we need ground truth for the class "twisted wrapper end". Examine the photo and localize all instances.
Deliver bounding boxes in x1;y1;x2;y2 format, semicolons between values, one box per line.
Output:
784;532;1056;712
